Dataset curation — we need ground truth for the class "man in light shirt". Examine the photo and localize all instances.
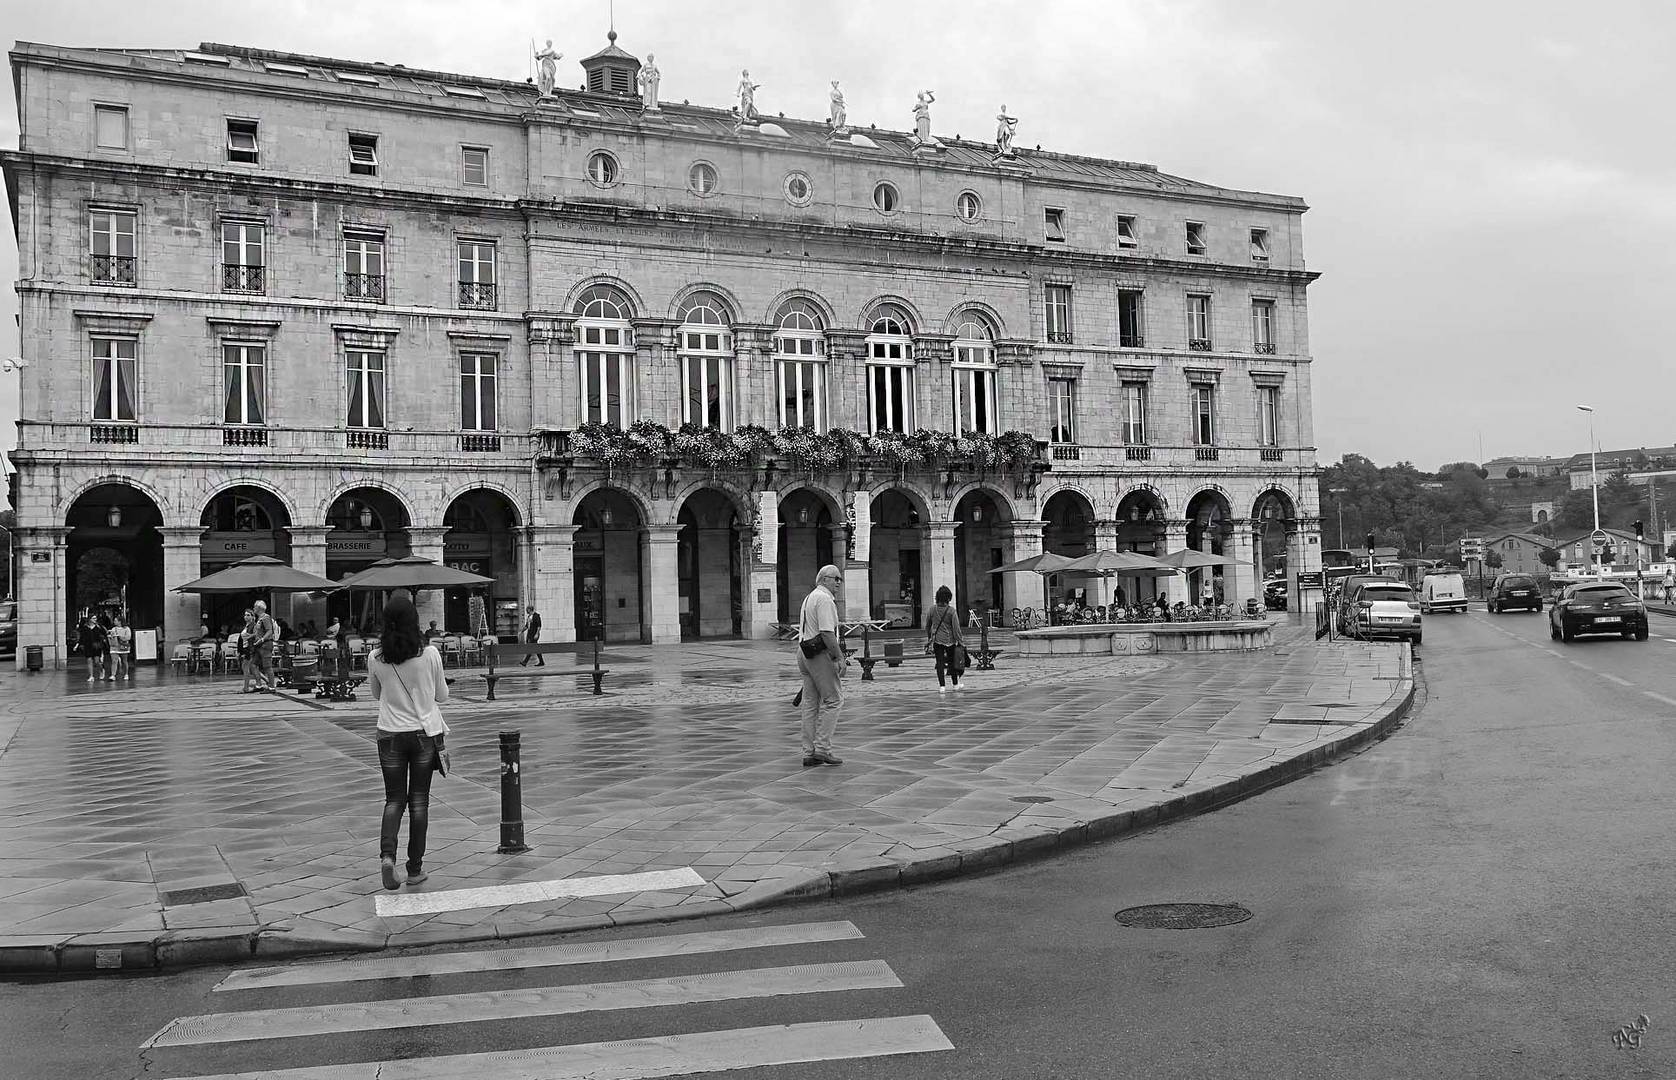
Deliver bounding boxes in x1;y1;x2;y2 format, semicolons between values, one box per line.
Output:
797;564;848;767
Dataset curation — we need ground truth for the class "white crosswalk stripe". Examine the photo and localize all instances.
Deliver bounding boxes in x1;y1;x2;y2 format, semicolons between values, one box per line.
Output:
146;919;954;1078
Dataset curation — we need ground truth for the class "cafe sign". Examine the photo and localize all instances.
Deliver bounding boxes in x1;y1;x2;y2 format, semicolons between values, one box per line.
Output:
326;534;387;557
203;531;276;558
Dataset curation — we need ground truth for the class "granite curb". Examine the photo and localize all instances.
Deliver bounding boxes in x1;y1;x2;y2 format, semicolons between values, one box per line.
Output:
1;654;1417;977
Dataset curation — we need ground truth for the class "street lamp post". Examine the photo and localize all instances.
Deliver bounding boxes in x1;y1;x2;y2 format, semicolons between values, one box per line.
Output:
1577;405;1600;573
1328;487;1347;549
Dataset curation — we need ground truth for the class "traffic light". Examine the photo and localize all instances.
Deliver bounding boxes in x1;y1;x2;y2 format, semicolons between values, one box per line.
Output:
1365;532;1376;553
1635;519;1645;539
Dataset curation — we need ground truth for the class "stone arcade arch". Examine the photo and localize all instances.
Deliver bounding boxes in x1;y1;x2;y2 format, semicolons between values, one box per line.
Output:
952;487;1012;622
866;488;926;627
442;489;522;637
1042;488;1096;611
676;488;745;639
64;483;165;643
1113;487;1169;604
198;485;294;635
325;487;412;632
777;488;838;622
573;488;647;642
1185;488;1236;606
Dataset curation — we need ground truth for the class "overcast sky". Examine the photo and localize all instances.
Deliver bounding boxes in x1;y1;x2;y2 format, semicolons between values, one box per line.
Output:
3;0;1672;472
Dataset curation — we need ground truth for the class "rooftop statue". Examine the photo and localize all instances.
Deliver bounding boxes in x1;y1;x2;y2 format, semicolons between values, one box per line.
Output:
912;89;937;145
829;81;848;133
638;53;661;111
533;39;561;99
995;104;1018;156
737;69;760;122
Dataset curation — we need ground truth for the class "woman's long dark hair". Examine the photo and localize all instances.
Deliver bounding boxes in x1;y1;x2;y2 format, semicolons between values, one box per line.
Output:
935;585;953;604
376;594;424;665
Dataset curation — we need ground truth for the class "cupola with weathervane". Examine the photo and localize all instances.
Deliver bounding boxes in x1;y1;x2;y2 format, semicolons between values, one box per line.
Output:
580;30;640;96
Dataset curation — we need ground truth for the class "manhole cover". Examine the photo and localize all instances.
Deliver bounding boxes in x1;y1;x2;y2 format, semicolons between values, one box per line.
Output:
1114;902;1251;929
1011;795;1055;804
160;882;248;907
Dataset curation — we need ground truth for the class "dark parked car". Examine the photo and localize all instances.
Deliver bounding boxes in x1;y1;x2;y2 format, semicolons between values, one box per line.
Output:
1549;582;1648;642
0;599;15;659
1486;573;1542;613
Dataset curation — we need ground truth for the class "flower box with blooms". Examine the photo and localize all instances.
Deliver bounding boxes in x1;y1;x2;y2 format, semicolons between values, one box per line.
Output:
868;430;924;468
909;429;960;465
626;419;674;463
570;422;642;467
957;431;1003;469
729;424;777;466
997;430;1042;471
774;427;845;473
674;424;749;470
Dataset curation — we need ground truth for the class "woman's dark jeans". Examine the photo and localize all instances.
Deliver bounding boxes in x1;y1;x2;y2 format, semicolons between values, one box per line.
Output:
933;643;962;686
378;732;438;873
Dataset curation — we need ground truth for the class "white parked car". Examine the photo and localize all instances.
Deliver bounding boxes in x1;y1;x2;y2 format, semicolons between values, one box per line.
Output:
1341;581;1423;645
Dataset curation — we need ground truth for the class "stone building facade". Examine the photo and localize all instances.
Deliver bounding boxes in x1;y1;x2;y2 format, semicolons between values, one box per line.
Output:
3;37;1324;663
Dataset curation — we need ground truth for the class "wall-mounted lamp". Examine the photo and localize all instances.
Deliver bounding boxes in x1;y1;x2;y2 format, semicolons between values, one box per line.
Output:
106;506;123;529
601;507;614;528
972;506;984;523
358;506;374;529
1129;506;1139;522
798;507;810;525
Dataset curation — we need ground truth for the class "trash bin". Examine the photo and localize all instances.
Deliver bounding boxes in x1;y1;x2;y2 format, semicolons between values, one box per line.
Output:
883;641;904;668
25;645;44;672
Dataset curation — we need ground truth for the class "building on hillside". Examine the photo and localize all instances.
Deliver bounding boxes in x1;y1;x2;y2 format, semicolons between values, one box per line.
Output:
1553;527;1659;571
3;35;1324;663
1484;455;1564;479
1529;501;1553;525
1565;446;1676;490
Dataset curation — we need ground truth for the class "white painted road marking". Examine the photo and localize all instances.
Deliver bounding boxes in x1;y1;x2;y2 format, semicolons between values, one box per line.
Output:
373;867;705;917
215;921;867;992
1644;692;1676;708
160;1016;954;1080
144;961;904;1047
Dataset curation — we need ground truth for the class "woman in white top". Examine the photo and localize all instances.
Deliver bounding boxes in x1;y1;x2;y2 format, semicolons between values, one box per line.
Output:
365;594;450;891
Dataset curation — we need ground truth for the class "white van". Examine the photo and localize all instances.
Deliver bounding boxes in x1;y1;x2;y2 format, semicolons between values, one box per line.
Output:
1419;571;1467;614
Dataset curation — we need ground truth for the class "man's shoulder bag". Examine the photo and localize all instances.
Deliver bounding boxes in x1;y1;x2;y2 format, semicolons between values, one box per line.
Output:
799;635;826;659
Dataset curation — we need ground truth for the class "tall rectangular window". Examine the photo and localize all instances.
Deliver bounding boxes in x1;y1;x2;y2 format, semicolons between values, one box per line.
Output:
460;353;498;431
222;343;266;426
348;133;379;176
1045;284;1073;344
1251;299;1275;353
1045;208;1066;243
580;352;633;427
343;231;385;302
1250;228;1270;262
1187;294;1212;349
346;350;386;429
94;104;128;150
89;209;137;286
681;355;732;430
91;338;137;422
1118;288;1144;347
461;146;488;186
221;221;265;293
775;328;826;430
1116;214;1138;250
226;119;259;164
952;364;997;434
869;365;915;433
1185;221;1207;255
1121;382;1148;445
1257;385;1280;447
458;240;496;310
1049;378;1077;444
1192;384;1216;445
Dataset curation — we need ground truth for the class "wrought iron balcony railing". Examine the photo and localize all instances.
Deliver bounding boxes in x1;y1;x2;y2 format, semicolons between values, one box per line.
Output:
344;273;385;302
1188;338;1213;352
1254;342;1277;355
91;255;136;286
1046;331;1074;345
459;281;497;310
222;264;266;294
1119;334;1145;348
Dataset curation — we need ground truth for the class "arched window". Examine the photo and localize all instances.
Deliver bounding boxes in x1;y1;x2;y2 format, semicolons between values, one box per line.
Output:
677;292;734;431
575;285;636;427
865;304;915;434
951;314;997;435
774;298;827;431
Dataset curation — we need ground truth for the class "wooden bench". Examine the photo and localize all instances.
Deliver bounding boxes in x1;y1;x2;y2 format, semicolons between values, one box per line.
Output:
853;623;1001;680
483;640;609;700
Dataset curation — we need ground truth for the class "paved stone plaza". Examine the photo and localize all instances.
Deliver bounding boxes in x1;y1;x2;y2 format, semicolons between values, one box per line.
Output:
0;621;1412;971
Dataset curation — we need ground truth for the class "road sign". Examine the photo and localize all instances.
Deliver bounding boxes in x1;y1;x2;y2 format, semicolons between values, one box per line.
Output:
1591;529;1610;551
1296;571;1324;589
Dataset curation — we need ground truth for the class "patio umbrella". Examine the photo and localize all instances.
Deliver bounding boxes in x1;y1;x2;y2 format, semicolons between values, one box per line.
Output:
337;555;495;590
173;555;340;594
1057;550;1179;576
988;551;1077;575
1159;548;1241;569
333;557;399;589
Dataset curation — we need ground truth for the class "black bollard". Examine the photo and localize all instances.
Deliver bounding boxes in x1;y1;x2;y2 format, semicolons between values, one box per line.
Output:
496;730;531;854
591;637;604;695
977;618;995;670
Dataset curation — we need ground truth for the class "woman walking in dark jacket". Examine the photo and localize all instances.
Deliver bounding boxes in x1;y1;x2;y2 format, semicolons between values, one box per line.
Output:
924;585;967;692
78;616;108;682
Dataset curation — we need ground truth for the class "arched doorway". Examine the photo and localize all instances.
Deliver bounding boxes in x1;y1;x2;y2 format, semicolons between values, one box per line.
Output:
677;489;744;639
65;483;164;638
866;489;921;626
1042;489;1095;611
325;488;411;632
1114;488;1167;604
199;487;292;635
1253;489;1295;581
573;488;644;642
953;489;1010;623
443;490;521;639
1186;490;1235;605
777;489;835;622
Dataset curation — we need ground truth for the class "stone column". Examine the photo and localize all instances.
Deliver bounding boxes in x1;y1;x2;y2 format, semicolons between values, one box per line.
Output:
922;521;959;621
1093;520;1120;552
1162;519;1191;605
157;526;207;650
12;526;69;670
405;527;451;632
1289;516;1325;615
747;490;779;638
527;524;579;643
286;526;332;631
640;524;684;644
1003;521;1046;617
1229;520;1258;610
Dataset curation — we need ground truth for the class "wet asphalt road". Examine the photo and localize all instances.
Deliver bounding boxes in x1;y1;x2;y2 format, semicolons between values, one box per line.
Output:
5;607;1676;1079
